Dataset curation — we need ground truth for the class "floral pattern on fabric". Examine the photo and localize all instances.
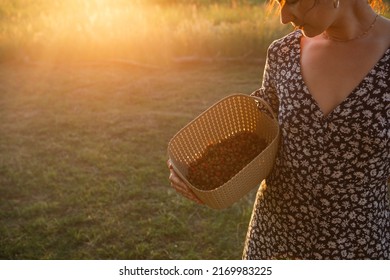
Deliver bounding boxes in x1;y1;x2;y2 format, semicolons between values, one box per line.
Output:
243;31;390;260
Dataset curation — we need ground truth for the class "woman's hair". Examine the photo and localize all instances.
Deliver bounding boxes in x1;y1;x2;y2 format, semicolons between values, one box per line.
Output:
368;0;387;13
268;0;387;14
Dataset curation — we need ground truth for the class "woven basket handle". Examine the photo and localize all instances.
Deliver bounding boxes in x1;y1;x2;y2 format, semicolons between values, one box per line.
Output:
250;95;277;120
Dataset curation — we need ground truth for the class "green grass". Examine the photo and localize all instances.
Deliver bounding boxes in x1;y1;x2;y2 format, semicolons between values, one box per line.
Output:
0;62;266;259
0;0;282;259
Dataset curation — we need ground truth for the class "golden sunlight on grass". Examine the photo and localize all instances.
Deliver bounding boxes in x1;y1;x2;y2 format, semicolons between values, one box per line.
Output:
1;0;288;65
31;1;157;60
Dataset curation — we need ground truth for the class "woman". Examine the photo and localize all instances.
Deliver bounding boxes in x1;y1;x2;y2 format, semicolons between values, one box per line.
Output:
167;0;390;259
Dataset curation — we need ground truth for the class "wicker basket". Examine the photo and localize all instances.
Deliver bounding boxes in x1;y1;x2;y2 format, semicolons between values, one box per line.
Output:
167;94;280;209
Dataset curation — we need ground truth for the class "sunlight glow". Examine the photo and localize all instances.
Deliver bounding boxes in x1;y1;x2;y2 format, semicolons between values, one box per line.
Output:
3;0;286;64
29;0;161;61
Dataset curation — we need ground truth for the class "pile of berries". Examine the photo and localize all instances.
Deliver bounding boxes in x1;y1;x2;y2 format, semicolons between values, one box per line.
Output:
187;131;267;191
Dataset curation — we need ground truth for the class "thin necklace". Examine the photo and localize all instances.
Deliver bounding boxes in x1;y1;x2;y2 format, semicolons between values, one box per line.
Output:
322;14;380;42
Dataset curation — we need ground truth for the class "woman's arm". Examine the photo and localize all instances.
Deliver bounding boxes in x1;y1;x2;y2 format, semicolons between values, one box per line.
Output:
250;45;279;117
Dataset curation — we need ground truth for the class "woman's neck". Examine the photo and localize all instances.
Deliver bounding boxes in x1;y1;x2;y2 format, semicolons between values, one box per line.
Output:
323;0;378;42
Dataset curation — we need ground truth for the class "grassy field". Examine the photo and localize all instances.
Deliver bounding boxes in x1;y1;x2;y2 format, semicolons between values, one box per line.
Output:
0;61;268;260
0;0;290;64
0;0;288;259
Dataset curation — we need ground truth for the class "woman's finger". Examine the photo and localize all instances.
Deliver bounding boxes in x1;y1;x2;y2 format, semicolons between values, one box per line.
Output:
170;173;203;203
167;161;204;204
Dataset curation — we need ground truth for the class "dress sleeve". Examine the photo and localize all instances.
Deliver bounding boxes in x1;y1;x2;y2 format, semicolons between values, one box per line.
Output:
250;44;279;117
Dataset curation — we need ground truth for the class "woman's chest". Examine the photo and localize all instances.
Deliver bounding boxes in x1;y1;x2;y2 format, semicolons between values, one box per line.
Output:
273;47;389;151
299;41;389;117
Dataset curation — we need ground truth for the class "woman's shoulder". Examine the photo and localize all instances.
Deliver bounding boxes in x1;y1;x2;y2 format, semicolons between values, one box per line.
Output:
268;30;302;54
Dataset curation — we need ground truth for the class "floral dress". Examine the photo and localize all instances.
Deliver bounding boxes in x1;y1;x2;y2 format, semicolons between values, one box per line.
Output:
243;31;389;259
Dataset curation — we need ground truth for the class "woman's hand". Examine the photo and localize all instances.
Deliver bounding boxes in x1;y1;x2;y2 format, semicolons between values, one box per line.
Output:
167;159;204;204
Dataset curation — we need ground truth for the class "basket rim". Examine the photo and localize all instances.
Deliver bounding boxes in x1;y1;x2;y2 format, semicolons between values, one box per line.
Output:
167;93;277;149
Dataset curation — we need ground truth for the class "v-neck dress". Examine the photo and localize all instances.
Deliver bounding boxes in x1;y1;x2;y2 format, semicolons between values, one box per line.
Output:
243;30;389;259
